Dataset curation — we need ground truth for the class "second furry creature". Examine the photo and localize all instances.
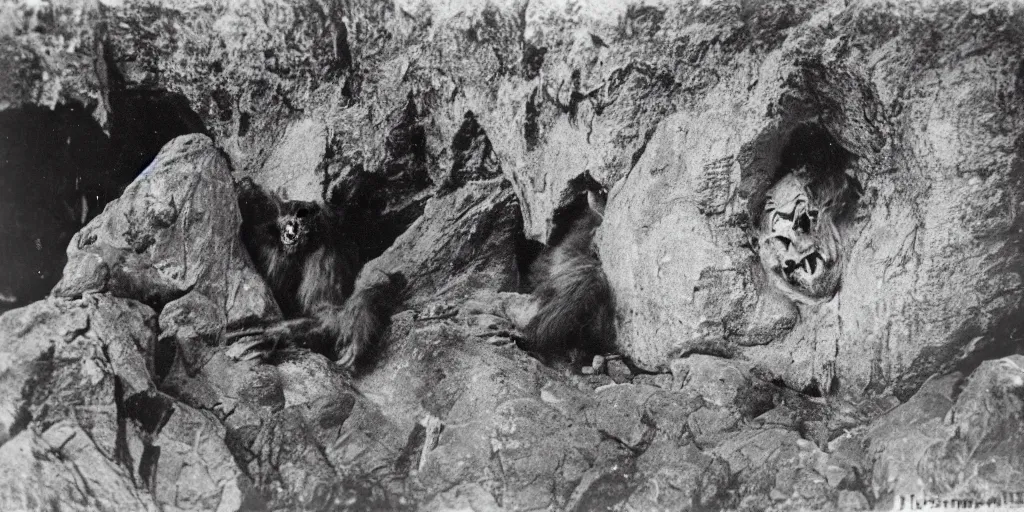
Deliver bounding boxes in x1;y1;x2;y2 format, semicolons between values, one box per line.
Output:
522;187;615;366
229;178;405;369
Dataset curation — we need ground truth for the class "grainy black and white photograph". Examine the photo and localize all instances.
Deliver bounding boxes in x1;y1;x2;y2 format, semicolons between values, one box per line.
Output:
1;0;1023;510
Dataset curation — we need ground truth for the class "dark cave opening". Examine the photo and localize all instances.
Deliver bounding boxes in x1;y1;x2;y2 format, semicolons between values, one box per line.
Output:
747;123;861;226
327;167;419;265
800;379;824;398
442;111;502;191
747;123;864;307
335;94;434;264
740;123;866;397
321;98;437;267
0;90;207;312
0;103;113;311
328;104;508;269
108;89;210;189
515;237;547;292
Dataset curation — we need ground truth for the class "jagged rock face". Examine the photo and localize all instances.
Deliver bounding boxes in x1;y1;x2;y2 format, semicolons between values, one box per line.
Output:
53;134;279;327
514;5;1024;401
4;0;1024;510
17;0;1021;395
0;294;255;511
863;356;1024;502
357;179;522;308
594;5;1024;400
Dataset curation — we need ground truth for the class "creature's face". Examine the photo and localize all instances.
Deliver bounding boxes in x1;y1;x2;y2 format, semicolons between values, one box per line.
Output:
276;201;319;254
757;172;844;305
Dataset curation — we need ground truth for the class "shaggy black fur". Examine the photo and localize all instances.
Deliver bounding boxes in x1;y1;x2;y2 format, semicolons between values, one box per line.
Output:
230;178;405;369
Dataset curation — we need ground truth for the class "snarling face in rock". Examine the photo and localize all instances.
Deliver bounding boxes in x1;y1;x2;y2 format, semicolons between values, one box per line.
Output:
276;201;322;255
757;170;846;305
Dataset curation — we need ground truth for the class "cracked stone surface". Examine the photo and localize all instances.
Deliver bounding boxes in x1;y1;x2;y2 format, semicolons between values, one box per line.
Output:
2;0;1023;510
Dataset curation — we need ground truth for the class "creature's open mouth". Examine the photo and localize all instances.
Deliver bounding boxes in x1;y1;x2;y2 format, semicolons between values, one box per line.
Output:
281;222;299;245
782;252;826;283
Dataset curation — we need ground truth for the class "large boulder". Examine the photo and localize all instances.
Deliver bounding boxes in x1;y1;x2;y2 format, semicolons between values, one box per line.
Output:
594;2;1024;400
3;128;418;509
357;178;522;308
3;0;1024;510
358;306;743;511
0;294;255;511
53;133;278;327
864;355;1024;509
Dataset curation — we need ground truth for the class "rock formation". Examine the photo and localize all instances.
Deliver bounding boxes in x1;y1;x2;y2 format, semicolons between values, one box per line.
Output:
1;0;1022;510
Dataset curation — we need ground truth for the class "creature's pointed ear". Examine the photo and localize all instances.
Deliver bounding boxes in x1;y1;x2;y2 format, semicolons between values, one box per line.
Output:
577;169;608;218
236;177;281;221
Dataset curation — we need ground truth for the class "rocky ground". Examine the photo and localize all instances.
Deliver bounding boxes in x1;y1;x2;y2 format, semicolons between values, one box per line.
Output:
1;0;1023;510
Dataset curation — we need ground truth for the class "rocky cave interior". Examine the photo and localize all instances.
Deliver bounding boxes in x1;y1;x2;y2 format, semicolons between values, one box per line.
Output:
1;1;1023;511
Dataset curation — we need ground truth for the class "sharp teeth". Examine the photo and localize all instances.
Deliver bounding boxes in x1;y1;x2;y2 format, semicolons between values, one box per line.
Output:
803;258;812;274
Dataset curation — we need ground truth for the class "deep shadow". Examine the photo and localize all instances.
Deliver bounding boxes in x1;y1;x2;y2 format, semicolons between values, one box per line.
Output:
0;87;207;312
747;123;860;225
327;167;422;266
515;237;546;292
439;111;501;193
322;94;434;265
0;103;112;311
108;89;209;194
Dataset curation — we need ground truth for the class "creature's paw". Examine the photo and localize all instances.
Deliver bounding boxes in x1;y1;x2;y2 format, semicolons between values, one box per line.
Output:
503;294;540;332
225;329;278;361
417;303;458;321
335;340;361;369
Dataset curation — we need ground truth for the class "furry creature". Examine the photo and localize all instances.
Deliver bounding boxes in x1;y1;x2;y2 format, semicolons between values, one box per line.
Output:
522;185;616;366
229;178;405;368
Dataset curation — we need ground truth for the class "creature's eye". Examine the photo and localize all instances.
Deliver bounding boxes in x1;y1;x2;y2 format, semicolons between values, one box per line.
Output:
795;211;811;233
296;208;310;219
774;236;792;250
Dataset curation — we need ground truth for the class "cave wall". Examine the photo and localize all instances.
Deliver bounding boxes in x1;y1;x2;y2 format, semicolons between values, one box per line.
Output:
4;0;1023;397
3;1;1024;509
0;2;212;309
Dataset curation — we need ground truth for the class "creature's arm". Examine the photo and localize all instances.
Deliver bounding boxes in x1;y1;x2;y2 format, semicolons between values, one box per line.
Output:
224;317;337;360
